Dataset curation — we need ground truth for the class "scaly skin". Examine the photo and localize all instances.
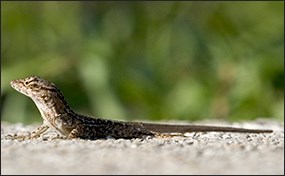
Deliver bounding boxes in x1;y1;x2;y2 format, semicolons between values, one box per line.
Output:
7;76;273;140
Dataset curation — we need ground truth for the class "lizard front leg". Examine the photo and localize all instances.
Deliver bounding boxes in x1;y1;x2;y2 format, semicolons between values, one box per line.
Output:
67;127;95;140
5;124;49;141
30;124;49;138
67;128;81;139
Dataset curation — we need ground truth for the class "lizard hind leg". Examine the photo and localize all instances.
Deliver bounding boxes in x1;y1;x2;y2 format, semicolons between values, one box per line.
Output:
154;132;185;138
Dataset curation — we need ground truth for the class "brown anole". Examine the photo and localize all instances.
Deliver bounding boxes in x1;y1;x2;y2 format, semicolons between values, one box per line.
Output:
7;76;273;140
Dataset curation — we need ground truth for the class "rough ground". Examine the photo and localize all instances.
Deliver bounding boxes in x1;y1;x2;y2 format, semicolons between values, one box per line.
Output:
1;119;284;175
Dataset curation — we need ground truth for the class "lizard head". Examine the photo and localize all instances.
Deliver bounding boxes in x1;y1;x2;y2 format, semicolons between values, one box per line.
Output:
10;76;70;115
11;76;56;98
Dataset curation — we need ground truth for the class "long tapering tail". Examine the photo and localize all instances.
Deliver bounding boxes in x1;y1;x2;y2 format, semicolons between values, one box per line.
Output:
138;122;273;133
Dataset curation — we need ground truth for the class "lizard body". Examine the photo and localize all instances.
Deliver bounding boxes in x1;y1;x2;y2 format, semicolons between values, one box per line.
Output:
9;76;273;140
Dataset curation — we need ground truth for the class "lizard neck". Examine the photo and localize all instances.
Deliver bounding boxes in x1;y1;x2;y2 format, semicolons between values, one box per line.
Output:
31;88;73;122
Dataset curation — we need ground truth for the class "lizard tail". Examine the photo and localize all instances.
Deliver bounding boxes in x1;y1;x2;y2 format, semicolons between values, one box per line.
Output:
139;123;273;133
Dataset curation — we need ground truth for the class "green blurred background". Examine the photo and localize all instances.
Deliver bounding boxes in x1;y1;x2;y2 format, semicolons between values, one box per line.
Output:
1;2;284;124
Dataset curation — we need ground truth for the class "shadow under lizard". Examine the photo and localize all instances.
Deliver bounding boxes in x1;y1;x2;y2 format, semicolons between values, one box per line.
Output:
8;76;273;140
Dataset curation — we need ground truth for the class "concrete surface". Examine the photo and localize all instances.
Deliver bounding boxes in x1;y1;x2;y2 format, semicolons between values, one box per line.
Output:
1;119;284;175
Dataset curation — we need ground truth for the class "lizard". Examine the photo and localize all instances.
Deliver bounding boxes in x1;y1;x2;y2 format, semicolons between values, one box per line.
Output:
7;76;273;140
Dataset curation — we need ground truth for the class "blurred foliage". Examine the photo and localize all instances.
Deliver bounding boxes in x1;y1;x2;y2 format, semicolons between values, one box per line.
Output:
1;2;284;124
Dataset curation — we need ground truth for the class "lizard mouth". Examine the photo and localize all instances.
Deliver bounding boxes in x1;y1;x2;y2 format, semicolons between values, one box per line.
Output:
10;80;20;90
10;79;29;96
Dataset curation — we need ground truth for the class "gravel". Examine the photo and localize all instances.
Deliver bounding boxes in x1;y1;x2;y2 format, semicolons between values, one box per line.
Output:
1;119;284;175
